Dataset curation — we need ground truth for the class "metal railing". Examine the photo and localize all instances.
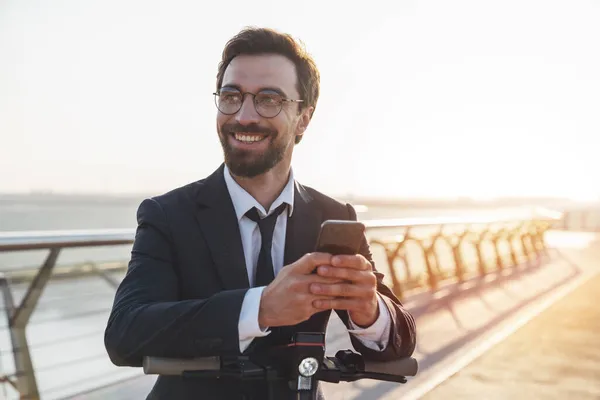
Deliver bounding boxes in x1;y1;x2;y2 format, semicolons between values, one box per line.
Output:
0;230;133;400
0;207;575;399
364;208;562;299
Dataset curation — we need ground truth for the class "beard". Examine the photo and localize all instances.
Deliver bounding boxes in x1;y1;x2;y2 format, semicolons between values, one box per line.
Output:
218;122;289;178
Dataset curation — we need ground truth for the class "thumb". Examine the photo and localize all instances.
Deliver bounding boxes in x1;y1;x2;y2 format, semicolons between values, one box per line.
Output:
292;252;332;275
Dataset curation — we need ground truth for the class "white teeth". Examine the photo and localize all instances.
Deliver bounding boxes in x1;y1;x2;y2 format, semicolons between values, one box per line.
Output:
234;133;265;143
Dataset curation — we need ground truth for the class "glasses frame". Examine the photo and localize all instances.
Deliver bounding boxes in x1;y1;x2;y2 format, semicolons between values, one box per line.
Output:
213;88;304;119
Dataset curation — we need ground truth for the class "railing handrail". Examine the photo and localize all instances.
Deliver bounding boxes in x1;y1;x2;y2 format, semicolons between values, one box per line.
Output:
0;229;135;252
364;207;562;229
0;208;563;252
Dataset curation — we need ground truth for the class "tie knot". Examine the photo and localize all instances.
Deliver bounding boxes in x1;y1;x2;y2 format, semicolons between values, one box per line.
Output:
245;203;288;224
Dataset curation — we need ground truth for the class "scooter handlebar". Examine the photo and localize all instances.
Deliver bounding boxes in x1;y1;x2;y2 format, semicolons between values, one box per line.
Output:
143;355;418;377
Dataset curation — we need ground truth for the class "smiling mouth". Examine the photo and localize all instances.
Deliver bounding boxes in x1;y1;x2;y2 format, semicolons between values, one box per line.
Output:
231;132;268;144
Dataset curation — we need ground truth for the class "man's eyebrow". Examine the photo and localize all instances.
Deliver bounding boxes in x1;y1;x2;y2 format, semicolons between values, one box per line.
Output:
221;83;240;89
220;83;290;98
220;83;241;91
259;86;289;97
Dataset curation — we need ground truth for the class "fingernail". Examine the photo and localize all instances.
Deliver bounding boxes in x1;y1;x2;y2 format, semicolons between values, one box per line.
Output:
312;283;322;293
314;300;323;308
319;266;329;274
332;256;341;265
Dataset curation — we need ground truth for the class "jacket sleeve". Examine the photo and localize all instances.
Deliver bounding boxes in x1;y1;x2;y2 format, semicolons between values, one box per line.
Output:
104;198;248;367
335;203;417;362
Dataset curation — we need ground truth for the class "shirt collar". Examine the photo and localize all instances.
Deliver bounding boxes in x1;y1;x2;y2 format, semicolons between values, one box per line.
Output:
223;164;295;221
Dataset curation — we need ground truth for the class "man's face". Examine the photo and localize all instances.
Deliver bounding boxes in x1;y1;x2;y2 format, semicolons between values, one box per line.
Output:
216;54;310;178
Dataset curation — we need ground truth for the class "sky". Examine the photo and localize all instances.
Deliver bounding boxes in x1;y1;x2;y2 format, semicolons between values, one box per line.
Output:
1;0;599;200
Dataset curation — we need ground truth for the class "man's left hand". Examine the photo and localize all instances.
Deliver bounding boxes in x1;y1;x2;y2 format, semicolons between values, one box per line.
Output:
310;254;379;327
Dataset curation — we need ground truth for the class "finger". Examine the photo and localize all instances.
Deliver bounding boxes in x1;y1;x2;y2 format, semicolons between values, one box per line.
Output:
330;254;371;270
316;266;377;286
303;274;346;285
292;252;333;274
299;293;337;303
310;282;372;298
296;275;346;290
312;297;364;311
299;294;338;320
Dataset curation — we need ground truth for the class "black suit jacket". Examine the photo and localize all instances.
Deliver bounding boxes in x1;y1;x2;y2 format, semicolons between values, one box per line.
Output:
104;164;416;399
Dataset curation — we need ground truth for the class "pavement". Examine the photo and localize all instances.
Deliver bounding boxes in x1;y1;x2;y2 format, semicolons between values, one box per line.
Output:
422;270;600;399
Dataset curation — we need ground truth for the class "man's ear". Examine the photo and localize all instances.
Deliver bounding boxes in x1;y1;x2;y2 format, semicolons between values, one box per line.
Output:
295;106;314;144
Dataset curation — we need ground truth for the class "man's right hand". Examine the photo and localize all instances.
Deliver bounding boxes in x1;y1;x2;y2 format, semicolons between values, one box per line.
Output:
258;252;341;329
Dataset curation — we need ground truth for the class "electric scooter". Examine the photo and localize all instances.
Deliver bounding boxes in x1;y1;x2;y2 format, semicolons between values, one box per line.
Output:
143;331;418;400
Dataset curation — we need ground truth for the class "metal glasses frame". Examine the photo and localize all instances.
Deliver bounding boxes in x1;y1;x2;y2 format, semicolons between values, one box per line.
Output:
213;89;304;118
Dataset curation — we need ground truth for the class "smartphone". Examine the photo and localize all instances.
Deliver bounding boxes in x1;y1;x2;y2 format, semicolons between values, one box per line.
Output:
314;220;365;255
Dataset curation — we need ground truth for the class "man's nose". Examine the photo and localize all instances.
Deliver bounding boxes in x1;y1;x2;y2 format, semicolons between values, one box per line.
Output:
235;95;260;125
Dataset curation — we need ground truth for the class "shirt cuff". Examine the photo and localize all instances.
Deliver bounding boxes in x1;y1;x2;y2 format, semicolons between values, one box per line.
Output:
238;286;271;353
347;293;391;351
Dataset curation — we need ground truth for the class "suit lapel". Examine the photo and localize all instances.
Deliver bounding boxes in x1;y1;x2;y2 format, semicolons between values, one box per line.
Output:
193;165;250;290
191;165;322;290
284;182;322;266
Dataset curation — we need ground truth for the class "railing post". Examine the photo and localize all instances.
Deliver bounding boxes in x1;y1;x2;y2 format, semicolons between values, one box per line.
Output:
451;244;464;282
492;232;504;270
520;223;532;261
368;234;407;300
0;275;18;394
508;226;520;267
472;230;488;276
538;222;550;256
531;224;543;253
432;227;445;279
475;241;486;276
384;241;405;300
6;248;60;400
449;230;467;283
422;239;438;290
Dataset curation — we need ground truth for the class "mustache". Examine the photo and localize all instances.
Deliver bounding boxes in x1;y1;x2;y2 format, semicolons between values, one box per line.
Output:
222;123;276;136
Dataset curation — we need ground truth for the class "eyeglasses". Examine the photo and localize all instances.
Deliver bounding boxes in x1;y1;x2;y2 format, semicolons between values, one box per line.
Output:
213;88;304;118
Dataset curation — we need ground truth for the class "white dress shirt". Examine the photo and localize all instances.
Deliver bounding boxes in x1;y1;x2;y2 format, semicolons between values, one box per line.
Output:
222;165;391;353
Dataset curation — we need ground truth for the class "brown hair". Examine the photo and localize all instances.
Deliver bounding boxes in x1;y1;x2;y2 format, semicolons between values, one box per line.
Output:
216;27;320;144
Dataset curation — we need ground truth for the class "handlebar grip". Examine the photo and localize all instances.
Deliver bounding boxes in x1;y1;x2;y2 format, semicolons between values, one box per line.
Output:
364;357;418;377
143;356;220;375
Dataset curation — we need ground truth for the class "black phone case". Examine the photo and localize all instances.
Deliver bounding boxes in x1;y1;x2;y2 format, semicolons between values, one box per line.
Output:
314;220;365;255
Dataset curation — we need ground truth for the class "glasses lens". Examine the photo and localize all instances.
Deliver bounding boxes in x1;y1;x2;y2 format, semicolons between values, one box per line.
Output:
255;91;283;118
216;89;242;114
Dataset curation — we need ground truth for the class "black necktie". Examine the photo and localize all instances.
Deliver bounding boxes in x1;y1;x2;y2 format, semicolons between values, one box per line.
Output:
245;203;288;287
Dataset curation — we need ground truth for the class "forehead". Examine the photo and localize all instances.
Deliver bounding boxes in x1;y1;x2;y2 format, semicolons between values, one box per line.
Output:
221;54;299;97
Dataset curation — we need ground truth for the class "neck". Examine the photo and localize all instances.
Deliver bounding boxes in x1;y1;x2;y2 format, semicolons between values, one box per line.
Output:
230;159;292;211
